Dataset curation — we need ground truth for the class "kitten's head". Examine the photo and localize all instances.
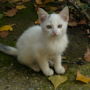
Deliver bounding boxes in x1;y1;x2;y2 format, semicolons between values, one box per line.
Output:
37;7;69;37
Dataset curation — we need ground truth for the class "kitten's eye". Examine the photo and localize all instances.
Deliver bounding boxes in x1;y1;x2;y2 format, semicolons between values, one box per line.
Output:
58;24;62;28
46;25;52;29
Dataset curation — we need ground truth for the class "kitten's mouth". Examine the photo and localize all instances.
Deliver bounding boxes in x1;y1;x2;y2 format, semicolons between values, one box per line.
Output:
51;32;58;37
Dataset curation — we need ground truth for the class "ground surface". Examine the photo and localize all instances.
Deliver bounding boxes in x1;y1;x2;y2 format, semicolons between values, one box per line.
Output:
0;2;90;90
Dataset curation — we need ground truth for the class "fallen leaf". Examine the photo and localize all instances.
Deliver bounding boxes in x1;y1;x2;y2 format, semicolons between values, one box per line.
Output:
35;19;40;24
69;21;78;26
0;31;9;38
0;24;14;31
84;48;90;62
76;71;90;83
35;0;42;4
4;8;17;17
16;5;26;10
78;20;87;25
48;75;67;89
69;20;87;26
34;3;45;8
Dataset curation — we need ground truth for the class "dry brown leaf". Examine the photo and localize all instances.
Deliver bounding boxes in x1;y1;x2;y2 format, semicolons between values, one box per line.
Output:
35;0;42;4
84;48;90;62
78;20;87;25
4;8;17;17
69;21;78;26
48;75;67;89
69;19;87;27
0;31;9;38
76;71;90;83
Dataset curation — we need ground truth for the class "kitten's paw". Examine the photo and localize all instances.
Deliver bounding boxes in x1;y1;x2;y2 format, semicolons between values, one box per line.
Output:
43;69;54;76
55;66;65;74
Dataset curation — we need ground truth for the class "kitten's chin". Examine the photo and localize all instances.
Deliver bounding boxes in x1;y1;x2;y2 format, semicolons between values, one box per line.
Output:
51;34;58;37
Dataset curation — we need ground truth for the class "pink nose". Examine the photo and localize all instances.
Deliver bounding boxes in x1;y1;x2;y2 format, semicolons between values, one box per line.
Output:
52;31;57;36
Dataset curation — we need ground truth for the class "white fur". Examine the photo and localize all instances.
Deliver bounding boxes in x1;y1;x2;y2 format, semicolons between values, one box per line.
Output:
16;7;69;76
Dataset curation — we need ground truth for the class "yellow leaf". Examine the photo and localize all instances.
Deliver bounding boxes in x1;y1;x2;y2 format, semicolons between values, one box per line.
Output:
0;24;14;31
35;0;54;4
35;19;40;24
76;71;90;83
48;75;68;89
16;5;26;10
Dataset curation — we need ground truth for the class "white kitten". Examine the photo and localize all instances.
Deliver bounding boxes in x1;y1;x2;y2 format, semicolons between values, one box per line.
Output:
0;7;69;76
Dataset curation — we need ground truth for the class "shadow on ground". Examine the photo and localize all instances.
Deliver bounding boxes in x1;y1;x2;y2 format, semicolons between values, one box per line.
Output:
0;2;90;90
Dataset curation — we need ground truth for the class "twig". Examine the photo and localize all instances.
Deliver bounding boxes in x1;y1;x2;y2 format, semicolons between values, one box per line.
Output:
67;0;90;21
81;10;90;21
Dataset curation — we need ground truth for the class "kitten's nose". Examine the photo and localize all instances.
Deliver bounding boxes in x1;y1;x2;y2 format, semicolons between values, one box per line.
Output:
52;31;57;36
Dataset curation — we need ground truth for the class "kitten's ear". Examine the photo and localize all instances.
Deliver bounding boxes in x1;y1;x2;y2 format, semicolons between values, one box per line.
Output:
37;8;49;22
59;6;69;21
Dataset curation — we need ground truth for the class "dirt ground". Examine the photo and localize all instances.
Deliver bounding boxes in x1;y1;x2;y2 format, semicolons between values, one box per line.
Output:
0;2;90;90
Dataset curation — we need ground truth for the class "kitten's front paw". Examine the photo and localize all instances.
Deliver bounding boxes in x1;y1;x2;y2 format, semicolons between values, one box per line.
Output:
43;69;54;76
55;66;65;74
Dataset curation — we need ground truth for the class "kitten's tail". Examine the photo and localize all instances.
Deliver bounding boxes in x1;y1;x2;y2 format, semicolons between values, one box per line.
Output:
0;43;17;56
